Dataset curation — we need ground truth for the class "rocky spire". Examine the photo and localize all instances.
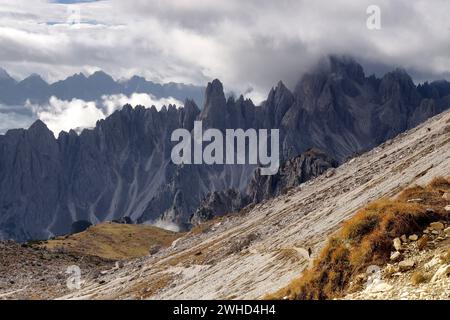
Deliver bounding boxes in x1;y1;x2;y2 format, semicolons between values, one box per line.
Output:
199;79;227;129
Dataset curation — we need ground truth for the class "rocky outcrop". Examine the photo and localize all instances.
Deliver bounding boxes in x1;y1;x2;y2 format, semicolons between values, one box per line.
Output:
1;56;450;241
190;149;339;225
190;189;249;225
245;149;338;203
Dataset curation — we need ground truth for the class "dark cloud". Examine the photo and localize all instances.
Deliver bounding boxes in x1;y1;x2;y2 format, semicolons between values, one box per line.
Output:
0;0;449;100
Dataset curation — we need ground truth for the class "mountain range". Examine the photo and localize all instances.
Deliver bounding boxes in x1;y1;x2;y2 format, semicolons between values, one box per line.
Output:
0;68;205;107
1;56;450;242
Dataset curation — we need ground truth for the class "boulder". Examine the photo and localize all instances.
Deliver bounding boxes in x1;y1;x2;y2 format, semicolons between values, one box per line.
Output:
112;217;134;224
431;264;450;283
408;234;418;241
444;227;450;236
398;259;415;272
149;245;162;255
70;220;92;234
390;251;401;261
393;238;402;251
429;222;445;231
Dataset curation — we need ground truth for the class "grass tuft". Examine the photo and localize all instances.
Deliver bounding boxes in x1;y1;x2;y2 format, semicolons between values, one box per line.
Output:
267;176;450;300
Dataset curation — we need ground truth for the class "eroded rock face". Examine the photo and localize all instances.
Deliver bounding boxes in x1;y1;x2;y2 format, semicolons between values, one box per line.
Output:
191;149;339;225
1;56;450;241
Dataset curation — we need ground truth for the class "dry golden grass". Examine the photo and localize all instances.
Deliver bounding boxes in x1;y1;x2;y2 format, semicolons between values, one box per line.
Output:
417;235;431;251
442;250;450;264
267;176;450;300
275;249;302;264
411;271;430;285
40;222;183;260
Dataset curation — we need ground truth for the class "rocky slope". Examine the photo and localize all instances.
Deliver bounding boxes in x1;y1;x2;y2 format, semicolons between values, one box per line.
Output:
0;240;113;300
41;107;450;300
343;221;450;300
191;149;338;225
1;107;449;300
1;56;450;242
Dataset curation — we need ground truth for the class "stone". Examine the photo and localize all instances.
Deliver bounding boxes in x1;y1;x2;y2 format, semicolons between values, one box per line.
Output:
325;168;336;178
390;251;401;261
445;205;450;212
400;235;408;243
424;257;441;271
431;265;450;283
393;238;402;251
384;264;398;276
444;227;450;236
408;234;418;241
429;222;445;231
443;192;450;201
423;229;430;234
398;259;415;272
149;245;162;256
365;279;393;293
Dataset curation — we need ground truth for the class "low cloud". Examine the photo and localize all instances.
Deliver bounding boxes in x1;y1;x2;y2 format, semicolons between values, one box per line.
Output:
23;93;183;136
102;93;182;115
151;219;180;233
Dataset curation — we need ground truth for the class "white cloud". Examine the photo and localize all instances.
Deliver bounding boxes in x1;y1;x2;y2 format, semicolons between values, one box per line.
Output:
26;97;105;135
25;94;183;136
101;93;182;115
151;219;180;233
0;0;449;96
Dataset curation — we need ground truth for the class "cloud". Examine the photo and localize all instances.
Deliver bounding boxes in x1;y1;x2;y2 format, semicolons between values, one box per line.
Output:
26;97;104;135
101;93;182;115
24;94;183;136
151;219;180;233
0;104;36;134
0;0;449;98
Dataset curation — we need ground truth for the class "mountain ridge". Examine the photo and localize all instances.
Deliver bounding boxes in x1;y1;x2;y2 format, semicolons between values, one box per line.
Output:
57;106;450;300
1;56;450;242
0;69;205;107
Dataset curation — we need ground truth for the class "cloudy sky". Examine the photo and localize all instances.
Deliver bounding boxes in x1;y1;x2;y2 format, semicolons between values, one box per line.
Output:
0;0;449;133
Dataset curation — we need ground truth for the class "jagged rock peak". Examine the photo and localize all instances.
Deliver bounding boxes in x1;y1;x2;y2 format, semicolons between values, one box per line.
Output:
204;79;225;104
206;79;224;94
326;55;365;81
21;73;48;84
200;79;227;121
268;81;293;100
0;67;13;80
89;70;114;81
184;98;200;113
28;119;51;133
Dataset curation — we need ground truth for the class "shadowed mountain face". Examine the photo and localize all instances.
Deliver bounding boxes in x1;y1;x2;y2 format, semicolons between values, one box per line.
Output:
1;56;450;241
190;149;338;225
0;69;205;107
